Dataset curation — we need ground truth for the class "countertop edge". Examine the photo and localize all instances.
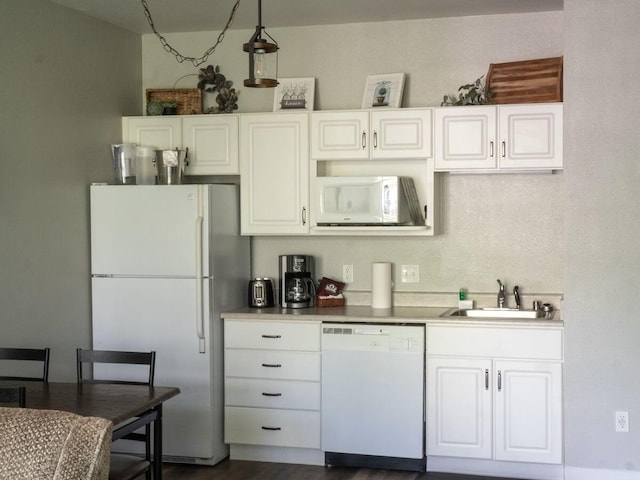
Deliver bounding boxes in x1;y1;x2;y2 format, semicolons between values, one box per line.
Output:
221;305;563;327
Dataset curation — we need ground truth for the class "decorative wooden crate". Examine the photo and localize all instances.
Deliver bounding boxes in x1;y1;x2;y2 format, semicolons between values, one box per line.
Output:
486;57;563;104
146;88;202;115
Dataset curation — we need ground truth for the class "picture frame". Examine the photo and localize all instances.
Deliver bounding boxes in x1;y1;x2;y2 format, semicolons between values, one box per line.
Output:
361;73;405;109
273;78;315;112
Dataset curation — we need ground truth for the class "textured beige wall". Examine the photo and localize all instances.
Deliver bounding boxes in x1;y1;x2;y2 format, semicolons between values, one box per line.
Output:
563;0;640;473
142;12;564;300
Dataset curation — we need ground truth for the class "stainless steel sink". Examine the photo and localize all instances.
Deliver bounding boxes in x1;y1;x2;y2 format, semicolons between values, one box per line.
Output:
442;307;554;319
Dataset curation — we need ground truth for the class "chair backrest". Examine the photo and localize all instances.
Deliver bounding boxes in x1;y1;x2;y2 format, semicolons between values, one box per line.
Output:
0;407;112;480
76;348;156;386
0;386;26;407
0;347;50;382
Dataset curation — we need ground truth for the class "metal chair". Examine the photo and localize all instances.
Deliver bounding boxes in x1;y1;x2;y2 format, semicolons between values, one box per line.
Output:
0;347;50;382
76;348;156;480
0;386;26;407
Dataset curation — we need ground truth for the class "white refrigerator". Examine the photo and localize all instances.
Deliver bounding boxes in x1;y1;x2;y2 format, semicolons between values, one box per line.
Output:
90;184;249;465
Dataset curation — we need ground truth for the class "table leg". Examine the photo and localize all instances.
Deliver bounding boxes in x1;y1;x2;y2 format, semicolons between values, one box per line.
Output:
153;404;163;479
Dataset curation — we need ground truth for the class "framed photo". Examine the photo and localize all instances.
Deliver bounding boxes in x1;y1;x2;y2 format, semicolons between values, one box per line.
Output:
361;73;405;109
273;78;315;112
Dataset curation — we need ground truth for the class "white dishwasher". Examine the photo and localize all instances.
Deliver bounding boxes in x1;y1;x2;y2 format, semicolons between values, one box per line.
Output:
321;323;425;471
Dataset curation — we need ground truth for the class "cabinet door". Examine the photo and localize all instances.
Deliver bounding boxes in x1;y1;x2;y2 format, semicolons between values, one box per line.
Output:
310;111;369;160
240;113;309;235
434;106;497;170
494;360;563;464
123;117;182;150
498;103;563;170
182;115;239;175
427;357;492;459
371;109;433;159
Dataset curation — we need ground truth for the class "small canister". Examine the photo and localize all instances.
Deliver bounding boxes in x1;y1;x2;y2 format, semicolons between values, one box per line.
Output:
154;148;189;185
111;144;137;184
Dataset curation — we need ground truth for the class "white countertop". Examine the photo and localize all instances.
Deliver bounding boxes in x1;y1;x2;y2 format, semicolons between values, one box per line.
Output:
221;305;563;327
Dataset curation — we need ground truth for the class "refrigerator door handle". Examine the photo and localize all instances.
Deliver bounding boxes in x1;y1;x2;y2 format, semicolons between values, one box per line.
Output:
195;187;206;353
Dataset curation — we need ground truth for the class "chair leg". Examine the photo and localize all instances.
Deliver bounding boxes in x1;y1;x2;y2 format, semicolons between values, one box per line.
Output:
145;424;152;480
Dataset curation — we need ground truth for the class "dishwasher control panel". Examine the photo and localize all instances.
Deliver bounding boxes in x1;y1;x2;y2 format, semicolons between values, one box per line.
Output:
322;324;424;353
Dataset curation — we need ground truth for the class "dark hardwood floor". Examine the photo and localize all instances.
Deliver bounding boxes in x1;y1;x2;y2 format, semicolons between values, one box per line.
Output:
162;460;526;480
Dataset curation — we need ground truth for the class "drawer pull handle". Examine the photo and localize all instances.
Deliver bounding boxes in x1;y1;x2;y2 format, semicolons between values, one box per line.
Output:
497;370;502;391
261;363;282;368
261;334;282;339
262;392;282;397
261;426;282;431
485;369;489;390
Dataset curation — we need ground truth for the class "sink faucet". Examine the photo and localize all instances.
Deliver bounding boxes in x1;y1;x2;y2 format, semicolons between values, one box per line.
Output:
497;279;506;308
513;285;521;309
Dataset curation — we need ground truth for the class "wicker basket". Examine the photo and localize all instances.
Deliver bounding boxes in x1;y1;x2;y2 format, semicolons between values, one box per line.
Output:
146;88;202;115
316;296;346;308
486;57;563;104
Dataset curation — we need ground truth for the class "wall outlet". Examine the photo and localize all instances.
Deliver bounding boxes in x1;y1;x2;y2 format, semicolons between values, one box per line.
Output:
342;264;354;283
401;265;420;283
615;411;629;432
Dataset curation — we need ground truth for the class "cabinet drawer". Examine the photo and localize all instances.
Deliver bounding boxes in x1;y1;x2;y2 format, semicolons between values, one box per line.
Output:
225;350;321;381
225;406;320;448
427;325;563;360
225;378;321;410
225;320;320;351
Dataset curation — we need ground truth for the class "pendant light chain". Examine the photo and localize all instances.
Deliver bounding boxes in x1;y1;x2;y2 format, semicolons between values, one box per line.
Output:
140;0;241;67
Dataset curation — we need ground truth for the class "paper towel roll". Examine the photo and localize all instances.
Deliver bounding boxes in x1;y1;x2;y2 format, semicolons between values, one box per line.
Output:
371;262;392;309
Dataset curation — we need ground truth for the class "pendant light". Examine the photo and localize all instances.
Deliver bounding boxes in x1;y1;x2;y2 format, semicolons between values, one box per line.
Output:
243;0;279;88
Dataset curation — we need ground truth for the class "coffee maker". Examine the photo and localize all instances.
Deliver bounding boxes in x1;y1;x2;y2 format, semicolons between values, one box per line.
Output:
279;255;315;308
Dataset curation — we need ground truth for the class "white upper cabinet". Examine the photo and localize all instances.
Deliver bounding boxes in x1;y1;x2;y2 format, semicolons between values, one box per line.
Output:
311;109;433;160
239;113;310;236
123;116;182;151
434;103;562;172
122;115;239;175
181;116;239;175
498;104;563;170
311;111;369;160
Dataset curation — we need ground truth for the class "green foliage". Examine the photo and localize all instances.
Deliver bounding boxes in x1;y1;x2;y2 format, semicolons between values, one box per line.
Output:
441;75;494;106
197;64;239;114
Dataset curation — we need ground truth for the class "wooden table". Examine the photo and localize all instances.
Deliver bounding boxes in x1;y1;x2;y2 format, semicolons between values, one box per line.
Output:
0;381;180;479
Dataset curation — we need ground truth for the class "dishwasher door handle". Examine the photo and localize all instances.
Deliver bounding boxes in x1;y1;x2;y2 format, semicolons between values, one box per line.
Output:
354;328;386;335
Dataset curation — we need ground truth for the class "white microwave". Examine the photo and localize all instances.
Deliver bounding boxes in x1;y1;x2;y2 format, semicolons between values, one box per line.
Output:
315;176;422;226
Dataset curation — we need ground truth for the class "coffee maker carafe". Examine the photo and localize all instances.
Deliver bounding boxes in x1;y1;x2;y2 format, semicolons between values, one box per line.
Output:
279;255;315;308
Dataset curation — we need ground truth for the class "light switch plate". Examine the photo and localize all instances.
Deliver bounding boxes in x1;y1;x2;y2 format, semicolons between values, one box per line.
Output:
401;265;419;283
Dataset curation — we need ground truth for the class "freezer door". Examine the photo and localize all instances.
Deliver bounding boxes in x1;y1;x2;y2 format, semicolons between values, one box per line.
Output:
91;276;224;461
90;185;210;277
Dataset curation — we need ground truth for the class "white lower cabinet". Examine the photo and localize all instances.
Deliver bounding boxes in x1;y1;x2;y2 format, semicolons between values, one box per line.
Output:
426;325;563;465
224;319;321;450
